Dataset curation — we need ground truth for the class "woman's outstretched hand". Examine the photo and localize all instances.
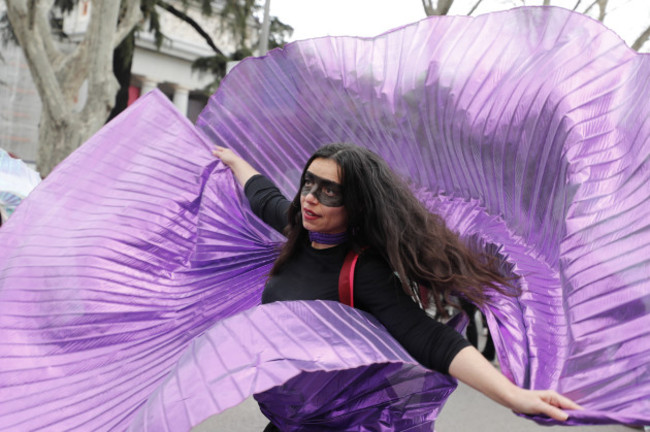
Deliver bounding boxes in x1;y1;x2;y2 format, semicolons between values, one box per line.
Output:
508;387;582;421
212;146;260;187
448;346;582;422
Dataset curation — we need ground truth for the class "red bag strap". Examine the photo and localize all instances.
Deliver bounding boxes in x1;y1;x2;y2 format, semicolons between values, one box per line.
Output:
339;247;430;310
339;249;363;307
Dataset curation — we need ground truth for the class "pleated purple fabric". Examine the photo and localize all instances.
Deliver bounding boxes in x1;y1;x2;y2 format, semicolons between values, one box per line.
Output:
0;92;282;431
128;300;459;431
196;5;649;427
1;5;649;431
0;91;459;431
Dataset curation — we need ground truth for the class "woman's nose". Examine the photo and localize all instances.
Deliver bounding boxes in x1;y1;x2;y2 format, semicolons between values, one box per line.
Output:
305;191;319;204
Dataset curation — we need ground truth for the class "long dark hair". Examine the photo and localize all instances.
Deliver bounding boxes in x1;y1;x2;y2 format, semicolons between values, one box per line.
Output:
270;143;514;315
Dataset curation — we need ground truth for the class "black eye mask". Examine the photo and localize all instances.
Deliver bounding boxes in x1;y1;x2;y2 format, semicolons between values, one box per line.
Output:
300;171;344;207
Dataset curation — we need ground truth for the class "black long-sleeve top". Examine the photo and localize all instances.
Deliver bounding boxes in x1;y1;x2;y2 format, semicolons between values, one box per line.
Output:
245;175;470;374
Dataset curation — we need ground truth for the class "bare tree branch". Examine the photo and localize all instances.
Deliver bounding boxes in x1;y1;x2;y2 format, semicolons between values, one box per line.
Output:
421;0;453;16
69;1;96;74
35;2;64;68
467;0;483;15
155;0;225;55
59;3;92;101
572;0;583;11
114;0;143;48
437;0;453;15
28;0;62;67
60;49;89;105
28;0;36;29
632;24;650;51
61;0;140;102
543;0;551;5
6;0;69;123
596;0;608;21
422;0;434;16
583;0;598;15
81;0;121;120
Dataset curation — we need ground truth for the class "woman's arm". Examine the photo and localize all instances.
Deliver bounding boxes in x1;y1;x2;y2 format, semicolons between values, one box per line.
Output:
448;345;582;421
353;254;582;421
212;146;260;187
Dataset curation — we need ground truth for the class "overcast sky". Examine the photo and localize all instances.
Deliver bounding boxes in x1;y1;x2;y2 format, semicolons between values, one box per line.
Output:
269;0;650;52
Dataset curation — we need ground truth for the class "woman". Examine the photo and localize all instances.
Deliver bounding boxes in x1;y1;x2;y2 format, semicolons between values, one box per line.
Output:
213;142;581;429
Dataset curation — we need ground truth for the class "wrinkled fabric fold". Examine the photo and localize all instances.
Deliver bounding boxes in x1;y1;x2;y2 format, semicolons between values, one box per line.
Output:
128;301;458;431
1;5;649;431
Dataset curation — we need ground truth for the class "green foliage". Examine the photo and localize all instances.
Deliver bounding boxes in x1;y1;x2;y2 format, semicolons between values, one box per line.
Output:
268;16;293;50
138;0;167;49
190;0;293;93
191;53;229;93
191;45;256;94
219;0;258;49
199;0;213;16
147;5;165;47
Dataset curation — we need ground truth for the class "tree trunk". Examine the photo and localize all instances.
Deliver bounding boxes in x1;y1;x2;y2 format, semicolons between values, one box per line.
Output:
37;109;81;174
6;0;141;176
36;94;111;175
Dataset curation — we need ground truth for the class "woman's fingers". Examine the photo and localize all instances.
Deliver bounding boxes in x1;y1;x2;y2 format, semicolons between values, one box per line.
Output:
209;147;260;186
545;391;583;410
539;403;570;421
212;146;239;166
526;390;583;422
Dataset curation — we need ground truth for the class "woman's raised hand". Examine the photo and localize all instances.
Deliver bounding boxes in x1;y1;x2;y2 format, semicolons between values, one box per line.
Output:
212;146;261;187
212;146;242;168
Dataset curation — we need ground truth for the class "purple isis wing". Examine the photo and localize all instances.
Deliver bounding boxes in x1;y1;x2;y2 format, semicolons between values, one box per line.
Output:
197;6;650;426
0;91;283;431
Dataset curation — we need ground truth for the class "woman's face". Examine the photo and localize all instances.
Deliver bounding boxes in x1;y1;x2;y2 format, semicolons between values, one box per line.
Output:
300;158;348;234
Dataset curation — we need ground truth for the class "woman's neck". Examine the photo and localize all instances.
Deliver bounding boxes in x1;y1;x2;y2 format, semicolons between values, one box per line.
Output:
308;230;348;249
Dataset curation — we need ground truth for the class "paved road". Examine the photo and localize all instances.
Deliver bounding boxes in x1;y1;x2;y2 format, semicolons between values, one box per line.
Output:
194;382;637;431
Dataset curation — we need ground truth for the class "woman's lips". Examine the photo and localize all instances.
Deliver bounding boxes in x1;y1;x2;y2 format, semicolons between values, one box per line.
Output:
303;208;320;220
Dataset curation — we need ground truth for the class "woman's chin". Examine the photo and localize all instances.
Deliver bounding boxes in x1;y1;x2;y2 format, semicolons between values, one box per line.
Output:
302;218;317;232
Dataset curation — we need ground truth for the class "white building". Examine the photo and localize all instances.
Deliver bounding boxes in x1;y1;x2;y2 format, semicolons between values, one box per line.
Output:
0;1;249;165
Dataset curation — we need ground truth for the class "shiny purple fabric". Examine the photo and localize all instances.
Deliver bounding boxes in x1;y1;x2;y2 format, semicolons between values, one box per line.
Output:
1;5;649;431
128;300;460;431
196;5;649;427
0;91;458;431
0;92;279;431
